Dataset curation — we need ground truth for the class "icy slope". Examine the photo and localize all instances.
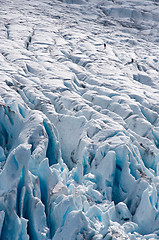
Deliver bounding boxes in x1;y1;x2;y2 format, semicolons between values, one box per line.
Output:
0;0;159;239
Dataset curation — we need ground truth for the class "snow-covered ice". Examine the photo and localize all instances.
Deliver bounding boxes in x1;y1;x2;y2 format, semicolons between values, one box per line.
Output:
0;0;159;239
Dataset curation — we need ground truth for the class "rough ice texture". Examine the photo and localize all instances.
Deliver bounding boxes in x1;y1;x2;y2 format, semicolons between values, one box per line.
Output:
0;0;159;239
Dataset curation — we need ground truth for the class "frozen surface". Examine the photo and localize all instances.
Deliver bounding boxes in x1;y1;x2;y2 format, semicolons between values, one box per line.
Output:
0;0;159;239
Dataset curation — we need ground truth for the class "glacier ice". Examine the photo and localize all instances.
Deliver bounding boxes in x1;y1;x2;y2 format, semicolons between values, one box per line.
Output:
0;0;159;239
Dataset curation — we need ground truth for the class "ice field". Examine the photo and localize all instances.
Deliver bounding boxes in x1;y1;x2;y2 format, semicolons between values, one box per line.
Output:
0;0;159;239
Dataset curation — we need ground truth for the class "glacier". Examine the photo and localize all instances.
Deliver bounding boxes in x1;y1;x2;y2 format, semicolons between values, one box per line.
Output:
0;0;159;239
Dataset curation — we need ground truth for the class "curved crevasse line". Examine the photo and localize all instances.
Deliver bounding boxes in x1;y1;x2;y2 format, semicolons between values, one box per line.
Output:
43;118;61;166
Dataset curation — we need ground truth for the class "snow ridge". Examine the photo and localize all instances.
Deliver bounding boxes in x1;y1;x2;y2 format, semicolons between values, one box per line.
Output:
0;0;159;239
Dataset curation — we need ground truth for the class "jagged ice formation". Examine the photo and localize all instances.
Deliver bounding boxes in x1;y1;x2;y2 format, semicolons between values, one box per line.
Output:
0;0;159;239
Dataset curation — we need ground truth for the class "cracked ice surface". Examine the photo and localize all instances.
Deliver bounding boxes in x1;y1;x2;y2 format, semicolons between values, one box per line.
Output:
0;0;159;239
